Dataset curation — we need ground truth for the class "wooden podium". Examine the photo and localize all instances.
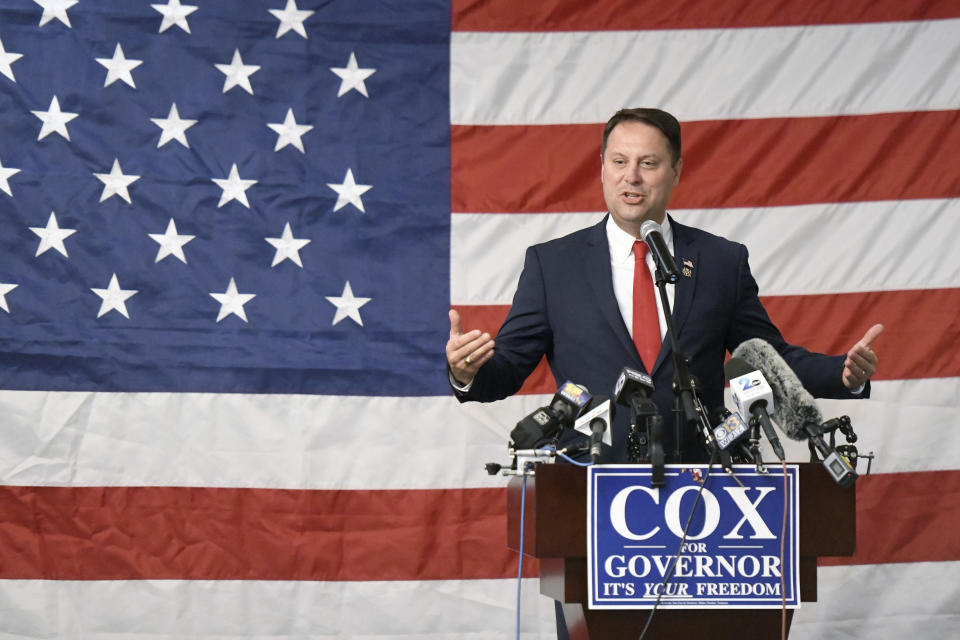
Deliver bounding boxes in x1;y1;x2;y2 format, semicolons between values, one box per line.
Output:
507;463;855;639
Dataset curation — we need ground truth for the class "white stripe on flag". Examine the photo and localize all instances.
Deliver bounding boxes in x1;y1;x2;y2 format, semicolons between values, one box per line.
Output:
0;378;954;489
451;199;960;305
791;562;960;639
0;564;955;639
452;19;960;125
0;578;559;639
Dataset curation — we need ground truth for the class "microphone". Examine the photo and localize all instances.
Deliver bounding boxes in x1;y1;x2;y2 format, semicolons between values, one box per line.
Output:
710;406;750;452
725;357;786;461
573;396;614;464
639;219;680;283
733;339;858;487
732;339;821;439
510;380;592;448
614;367;665;484
613;367;655;407
574;395;614;440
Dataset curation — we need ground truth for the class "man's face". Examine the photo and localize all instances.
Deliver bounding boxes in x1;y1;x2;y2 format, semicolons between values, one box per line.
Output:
601;120;682;236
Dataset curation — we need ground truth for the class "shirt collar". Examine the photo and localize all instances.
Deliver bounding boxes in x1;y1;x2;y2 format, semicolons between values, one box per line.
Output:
605;214;674;261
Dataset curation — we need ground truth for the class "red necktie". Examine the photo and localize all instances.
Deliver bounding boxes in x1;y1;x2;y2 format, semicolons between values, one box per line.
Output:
632;240;661;372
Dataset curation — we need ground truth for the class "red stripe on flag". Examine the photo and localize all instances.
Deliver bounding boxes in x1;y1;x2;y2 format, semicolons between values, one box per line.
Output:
0;486;533;581
764;288;960;382
1;470;956;580
452;0;960;31
822;470;960;566
455;288;959;395
451;111;960;213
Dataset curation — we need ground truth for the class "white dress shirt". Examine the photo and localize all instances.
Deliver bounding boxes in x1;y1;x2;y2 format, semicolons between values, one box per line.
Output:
606;215;675;344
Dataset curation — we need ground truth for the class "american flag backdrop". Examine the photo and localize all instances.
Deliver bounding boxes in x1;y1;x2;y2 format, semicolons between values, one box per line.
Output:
0;0;958;638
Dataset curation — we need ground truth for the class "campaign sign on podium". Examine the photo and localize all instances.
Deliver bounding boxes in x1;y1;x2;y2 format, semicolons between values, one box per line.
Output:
587;464;800;609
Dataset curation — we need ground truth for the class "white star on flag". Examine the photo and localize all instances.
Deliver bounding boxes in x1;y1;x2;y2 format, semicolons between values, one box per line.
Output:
215;49;260;95
265;222;311;267
0;283;18;313
267;108;313;153
33;0;77;28
152;0;198;34
31;96;78;141
0;37;24;82
210;277;256;323
94;158;141;204
326;281;371;326
327;168;372;213
269;0;314;39
0;157;20;197
330;52;376;98
148;218;195;263
151;102;197;148
95;43;143;88
91;273;138;319
212;163;257;208
29;212;76;258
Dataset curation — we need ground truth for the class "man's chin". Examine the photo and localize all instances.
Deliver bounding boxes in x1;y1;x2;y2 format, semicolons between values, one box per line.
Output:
613;209;663;226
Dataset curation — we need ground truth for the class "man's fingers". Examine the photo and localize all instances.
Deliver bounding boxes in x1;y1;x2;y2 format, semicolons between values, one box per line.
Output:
847;348;877;369
846;354;874;376
860;323;884;348
458;332;492;361
459;339;496;366
473;345;496;367
446;327;492;364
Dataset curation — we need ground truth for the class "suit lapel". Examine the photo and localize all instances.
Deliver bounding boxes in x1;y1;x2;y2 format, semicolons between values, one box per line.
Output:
583;218;643;363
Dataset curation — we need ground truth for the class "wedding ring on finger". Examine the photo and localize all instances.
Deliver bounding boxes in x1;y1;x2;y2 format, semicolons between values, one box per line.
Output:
464;355;472;365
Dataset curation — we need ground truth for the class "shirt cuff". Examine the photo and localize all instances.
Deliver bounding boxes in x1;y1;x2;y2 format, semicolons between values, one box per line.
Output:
449;369;474;393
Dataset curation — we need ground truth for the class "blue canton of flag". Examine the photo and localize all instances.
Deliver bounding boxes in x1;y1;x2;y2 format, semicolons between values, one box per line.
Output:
0;0;451;396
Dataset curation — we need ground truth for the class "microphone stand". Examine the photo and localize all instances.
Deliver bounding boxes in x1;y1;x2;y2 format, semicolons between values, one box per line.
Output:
629;395;665;487
652;267;716;462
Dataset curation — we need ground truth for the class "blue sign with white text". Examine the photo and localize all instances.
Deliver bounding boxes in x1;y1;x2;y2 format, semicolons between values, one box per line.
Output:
587;465;800;609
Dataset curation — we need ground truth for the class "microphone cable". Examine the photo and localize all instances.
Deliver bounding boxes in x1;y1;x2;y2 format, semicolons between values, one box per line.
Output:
637;449;719;640
778;458;789;640
539;444;594;467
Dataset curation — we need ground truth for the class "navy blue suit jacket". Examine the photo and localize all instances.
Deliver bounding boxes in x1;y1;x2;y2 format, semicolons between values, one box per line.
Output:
456;215;865;462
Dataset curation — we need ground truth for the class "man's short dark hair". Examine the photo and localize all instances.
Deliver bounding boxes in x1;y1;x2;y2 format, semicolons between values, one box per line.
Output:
601;108;682;167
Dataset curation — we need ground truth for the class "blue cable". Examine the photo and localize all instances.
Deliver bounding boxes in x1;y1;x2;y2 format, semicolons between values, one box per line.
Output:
539;444;593;467
515;464;530;640
515;447;593;638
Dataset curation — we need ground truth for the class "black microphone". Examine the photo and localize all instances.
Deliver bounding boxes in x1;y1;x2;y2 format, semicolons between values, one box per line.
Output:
733;339;858;487
577;396;613;464
724;357;786;461
613;367;655;408
510;380;592;448
639;219;680;283
614;367;665;484
589;414;605;464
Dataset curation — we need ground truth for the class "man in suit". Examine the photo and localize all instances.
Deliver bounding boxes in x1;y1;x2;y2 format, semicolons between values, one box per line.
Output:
446;107;882;463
